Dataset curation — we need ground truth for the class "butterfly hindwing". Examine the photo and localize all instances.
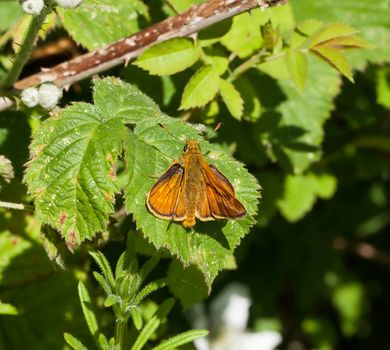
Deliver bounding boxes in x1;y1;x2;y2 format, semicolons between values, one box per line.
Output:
196;163;246;220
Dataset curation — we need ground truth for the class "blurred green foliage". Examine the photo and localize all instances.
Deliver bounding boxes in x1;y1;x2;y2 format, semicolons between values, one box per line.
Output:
0;0;390;349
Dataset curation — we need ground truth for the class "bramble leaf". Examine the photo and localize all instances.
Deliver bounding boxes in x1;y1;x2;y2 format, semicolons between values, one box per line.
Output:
24;78;163;247
124;119;260;288
58;0;148;50
134;38;200;76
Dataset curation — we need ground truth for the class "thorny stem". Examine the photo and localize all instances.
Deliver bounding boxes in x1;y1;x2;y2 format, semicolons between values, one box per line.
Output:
0;5;52;90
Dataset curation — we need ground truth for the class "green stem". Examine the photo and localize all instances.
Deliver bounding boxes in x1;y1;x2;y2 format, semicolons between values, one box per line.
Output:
228;51;286;82
0;5;52;90
115;319;128;350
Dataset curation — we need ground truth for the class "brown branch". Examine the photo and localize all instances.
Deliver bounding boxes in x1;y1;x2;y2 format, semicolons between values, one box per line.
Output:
0;0;287;111
334;237;390;268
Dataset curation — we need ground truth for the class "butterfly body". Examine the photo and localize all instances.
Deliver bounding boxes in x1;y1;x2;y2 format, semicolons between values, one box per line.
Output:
147;140;246;228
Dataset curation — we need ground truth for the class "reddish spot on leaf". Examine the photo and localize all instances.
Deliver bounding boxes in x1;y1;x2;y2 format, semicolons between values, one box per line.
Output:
11;236;20;245
66;231;77;251
36;187;46;196
104;193;113;201
106;153;113;162
59;212;67;225
109;166;117;180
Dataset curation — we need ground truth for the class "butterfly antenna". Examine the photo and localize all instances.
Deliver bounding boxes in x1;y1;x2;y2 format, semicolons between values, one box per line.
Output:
158;123;184;143
200;122;223;143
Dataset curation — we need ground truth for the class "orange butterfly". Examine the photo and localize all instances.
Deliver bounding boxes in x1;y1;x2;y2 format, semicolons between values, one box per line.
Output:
147;139;246;228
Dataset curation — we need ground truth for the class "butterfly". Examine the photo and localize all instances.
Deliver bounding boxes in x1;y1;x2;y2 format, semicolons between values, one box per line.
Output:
147;139;246;228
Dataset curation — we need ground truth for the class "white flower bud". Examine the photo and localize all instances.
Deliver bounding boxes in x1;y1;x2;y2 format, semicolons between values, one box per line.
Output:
38;83;62;109
22;0;44;15
55;0;83;8
21;87;39;107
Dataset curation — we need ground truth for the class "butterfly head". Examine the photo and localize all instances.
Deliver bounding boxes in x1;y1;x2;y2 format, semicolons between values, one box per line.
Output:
183;140;201;153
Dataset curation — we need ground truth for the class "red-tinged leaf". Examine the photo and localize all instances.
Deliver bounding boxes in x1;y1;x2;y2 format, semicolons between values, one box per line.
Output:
311;46;353;82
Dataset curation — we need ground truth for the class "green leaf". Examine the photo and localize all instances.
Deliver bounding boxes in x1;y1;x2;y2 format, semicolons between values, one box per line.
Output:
290;0;388;67
262;58;341;173
257;55;290;81
0;2;23;33
78;281;100;342
277;172;337;221
130;307;143;331
0;303;19;316
133;278;171;305
219;79;244;120
58;0;148;50
93;272;112;296
168;260;209;308
221;11;263;58
124;120;260;288
89;251;115;290
24;77;163;246
64;333;89;350
310;45;353;81
198;18;233;46
286;49;308;91
332;283;365;337
134;38;200;76
309;23;358;47
131;299;175;350
0;155;14;190
376;66;390;109
138;255;160;286
180;65;220;110
152;330;209;350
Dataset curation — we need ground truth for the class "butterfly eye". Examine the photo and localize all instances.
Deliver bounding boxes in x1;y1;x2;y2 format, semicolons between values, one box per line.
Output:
183;144;189;152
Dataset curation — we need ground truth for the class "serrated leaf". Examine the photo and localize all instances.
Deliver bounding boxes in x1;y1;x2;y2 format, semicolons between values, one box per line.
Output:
89;251;115;289
311;45;353;81
64;333;88;350
290;0;388;67
221;11;263;58
262;57;341;173
58;0;148;50
134;38;200;76
24;78;163;246
286;49;308;91
323;35;372;49
152;329;209;350
310;23;358;47
219;79;244;120
277;172;337;221
124;119;260;288
180;65;220;110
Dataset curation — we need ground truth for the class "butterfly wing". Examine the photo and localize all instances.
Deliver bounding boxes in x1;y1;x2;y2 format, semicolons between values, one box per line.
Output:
147;163;186;221
196;163;246;221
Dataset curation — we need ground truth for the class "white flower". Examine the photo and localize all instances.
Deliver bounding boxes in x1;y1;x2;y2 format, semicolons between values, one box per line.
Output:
21;87;39;107
55;0;83;8
188;283;282;350
22;0;44;15
38;83;62;109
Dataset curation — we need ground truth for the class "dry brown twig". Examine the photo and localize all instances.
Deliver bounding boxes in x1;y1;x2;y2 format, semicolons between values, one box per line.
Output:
0;0;287;111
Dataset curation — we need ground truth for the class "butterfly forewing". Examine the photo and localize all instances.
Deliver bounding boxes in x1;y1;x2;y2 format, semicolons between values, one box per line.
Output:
147;163;186;220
